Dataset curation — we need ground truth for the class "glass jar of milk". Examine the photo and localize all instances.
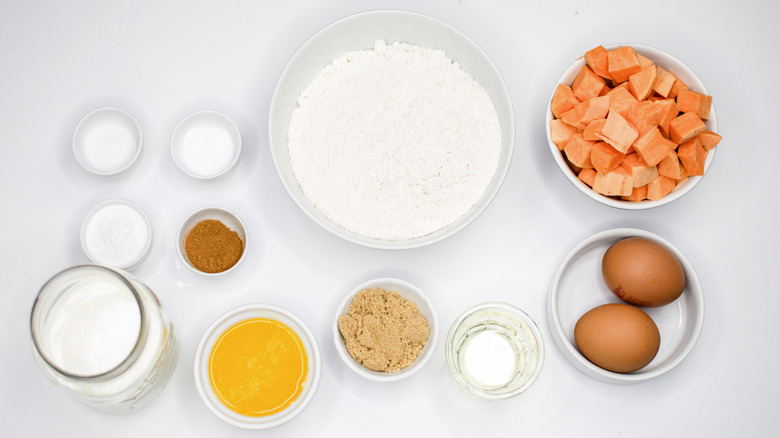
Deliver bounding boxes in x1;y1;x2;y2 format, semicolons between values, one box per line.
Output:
30;265;179;413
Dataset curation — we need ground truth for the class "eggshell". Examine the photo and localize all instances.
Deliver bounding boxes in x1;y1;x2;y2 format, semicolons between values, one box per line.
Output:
574;303;661;373
602;237;686;307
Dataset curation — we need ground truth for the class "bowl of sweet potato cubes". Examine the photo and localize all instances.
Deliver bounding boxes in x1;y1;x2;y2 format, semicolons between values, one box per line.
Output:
546;43;722;209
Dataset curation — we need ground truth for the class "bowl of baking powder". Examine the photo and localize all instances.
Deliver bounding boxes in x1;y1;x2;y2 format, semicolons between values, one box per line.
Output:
269;10;514;249
80;199;152;271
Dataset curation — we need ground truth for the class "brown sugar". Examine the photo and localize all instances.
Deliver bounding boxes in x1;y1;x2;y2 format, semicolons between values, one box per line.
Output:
337;287;430;373
184;219;243;273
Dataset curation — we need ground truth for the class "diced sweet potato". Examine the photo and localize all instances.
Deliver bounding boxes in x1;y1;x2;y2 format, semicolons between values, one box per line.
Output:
551;84;580;119
637;54;654;69
575;95;610;125
564;133;596;169
622;185;648;202
560;108;586;130
606;84;639;117
646;176;678;201
652;66;677;98
597;109;638;153
607;46;642;83
677;136;707;176
657;150;684;180
628;64;657;101
676;89;712;120
550;119;580;150
632;127;675;166
584;45;613;80
657;98;679;138
572;65;607;101
667;74;688;99
621;152;660;187
593;165;633;196
697;130;722;151
578;167;597;187
669;112;706;144
591;141;625;174
626;100;663;136
583;118;607;141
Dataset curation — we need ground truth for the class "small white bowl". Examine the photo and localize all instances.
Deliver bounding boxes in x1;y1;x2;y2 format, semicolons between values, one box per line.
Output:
80;199;152;270
171;110;241;179
194;304;321;429
176;206;247;275
333;277;439;382
547;228;704;384
73;107;142;175
545;44;719;209
269;10;514;249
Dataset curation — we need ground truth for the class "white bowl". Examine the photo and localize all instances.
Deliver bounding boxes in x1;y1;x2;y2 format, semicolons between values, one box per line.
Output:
176;206;247;275
545;44;719;209
80;199;152;270
333;277;439;382
269;10;514;249
171;110;241;179
445;302;545;399
547;228;704;383
73;107;142;175
194;304;321;429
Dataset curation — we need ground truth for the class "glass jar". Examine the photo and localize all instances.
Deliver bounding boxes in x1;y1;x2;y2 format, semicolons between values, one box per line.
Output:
445;302;544;400
30;265;179;413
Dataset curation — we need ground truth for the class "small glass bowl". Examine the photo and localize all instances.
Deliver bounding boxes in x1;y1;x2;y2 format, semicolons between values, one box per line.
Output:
446;302;544;399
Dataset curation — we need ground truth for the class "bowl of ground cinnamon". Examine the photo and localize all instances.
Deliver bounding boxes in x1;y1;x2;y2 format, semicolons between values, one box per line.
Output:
177;206;247;275
334;277;439;382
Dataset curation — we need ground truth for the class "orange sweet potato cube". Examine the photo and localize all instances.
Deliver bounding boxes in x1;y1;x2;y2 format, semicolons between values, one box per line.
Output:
628;64;657;101
621;152;659;187
572;65;607;101
632;127;675;166
591;141;625;174
560;108;586;130
667;74;688;99
657;98;679;138
652;66;677;98
676;89;712;120
646;176;678;201
564;133;596;169
578;167;597;187
607;46;642;83
626;100;663;136
606;84;638;118
677;136;707;176
551;84;580;119
593;165;634;197
697;130;722;151
669;112;706;144
657;150;685;180
550;119;580;150
585;45;613;80
575;95;610;125
622;184;648;202
583;118;607;141
597;109;638;153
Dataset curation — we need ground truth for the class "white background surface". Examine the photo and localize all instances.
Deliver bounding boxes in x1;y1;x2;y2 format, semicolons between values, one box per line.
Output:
2;0;777;436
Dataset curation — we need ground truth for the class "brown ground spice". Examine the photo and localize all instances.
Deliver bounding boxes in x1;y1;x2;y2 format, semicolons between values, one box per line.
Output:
184;219;243;273
338;287;430;373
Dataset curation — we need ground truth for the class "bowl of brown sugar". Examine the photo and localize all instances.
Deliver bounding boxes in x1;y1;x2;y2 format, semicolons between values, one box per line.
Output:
177;206;247;275
333;277;439;382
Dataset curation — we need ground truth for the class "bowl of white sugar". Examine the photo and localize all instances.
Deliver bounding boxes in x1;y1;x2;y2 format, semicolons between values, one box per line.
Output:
269;10;514;249
73;107;143;176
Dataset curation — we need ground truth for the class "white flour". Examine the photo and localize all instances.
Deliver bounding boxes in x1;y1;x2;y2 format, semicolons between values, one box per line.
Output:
288;39;501;241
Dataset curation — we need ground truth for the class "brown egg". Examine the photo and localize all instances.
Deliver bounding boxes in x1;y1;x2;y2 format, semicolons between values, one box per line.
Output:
574;303;661;373
602;237;686;307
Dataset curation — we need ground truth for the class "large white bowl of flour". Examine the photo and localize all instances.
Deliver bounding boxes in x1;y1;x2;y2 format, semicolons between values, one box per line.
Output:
269;10;514;249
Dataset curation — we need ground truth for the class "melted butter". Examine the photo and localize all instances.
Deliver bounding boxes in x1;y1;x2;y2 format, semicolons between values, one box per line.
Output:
209;318;308;416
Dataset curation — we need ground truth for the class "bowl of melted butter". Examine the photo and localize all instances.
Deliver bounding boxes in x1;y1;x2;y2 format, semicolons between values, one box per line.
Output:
194;304;321;429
